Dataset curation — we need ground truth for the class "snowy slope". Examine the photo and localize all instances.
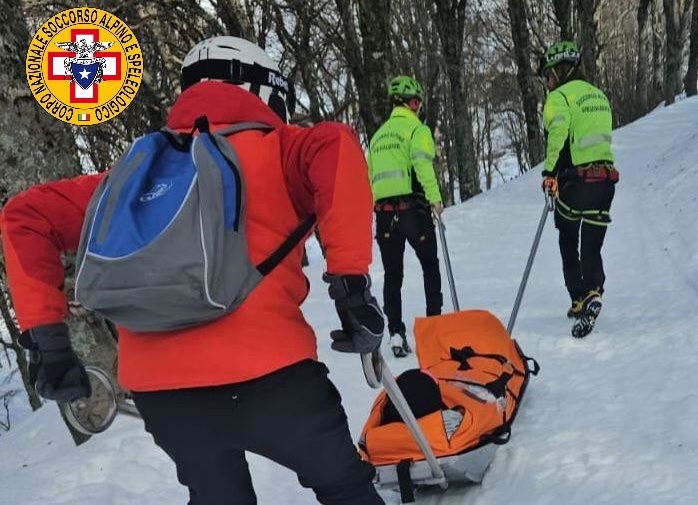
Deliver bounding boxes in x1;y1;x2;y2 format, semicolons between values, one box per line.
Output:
1;96;697;505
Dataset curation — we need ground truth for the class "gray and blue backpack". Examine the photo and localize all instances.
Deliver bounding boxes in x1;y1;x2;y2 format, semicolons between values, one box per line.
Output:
75;116;315;332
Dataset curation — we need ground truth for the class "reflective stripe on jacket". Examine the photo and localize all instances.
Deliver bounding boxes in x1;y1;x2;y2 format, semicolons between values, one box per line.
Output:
367;106;441;204
543;80;615;176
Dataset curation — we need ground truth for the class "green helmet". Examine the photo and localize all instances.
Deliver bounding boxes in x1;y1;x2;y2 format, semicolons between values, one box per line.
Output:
387;76;424;102
540;41;581;75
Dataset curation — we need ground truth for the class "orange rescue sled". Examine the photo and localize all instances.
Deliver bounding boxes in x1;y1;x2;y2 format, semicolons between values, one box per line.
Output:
359;310;539;496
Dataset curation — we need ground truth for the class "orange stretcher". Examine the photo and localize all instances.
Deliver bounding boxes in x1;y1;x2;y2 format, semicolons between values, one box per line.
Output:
359;310;538;502
358;204;550;503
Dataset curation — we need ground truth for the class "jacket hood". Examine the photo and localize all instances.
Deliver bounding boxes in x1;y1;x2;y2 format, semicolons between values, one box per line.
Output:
166;81;285;130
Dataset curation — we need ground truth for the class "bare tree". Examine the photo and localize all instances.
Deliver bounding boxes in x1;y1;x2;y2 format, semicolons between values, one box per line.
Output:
507;0;545;167
552;0;574;39
663;0;693;105
636;0;654;114
577;0;599;82
216;0;255;40
335;0;393;138
434;0;480;200
271;1;328;123
685;0;698;95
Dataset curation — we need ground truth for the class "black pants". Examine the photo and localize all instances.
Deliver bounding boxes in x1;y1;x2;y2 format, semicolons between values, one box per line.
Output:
376;208;442;333
133;360;383;505
555;180;616;300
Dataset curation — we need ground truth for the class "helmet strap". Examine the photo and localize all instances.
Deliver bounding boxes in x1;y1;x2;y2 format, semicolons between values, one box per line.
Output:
561;63;576;83
549;62;578;89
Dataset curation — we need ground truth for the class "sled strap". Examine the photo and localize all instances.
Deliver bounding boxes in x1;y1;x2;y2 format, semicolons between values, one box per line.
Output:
450;346;513;370
483;372;513;399
482;424;512;446
523;355;541;375
397;459;416;503
450;346;526;378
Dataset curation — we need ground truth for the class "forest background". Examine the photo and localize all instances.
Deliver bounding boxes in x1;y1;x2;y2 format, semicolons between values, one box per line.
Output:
1;0;696;441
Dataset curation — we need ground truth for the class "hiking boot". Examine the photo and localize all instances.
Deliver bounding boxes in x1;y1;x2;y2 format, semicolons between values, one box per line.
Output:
580;289;602;313
389;334;408;357
571;289;603;338
388;323;412;358
567;298;584;319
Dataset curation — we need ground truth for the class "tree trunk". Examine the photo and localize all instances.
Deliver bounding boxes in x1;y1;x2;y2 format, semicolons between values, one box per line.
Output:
356;0;393;136
272;2;324;122
507;0;545;168
0;0;118;445
434;0;480;201
652;1;665;98
422;56;452;205
552;0;574;39
216;0;255;41
684;0;698;96
636;0;653;114
335;0;392;138
577;0;599;83
663;0;692;105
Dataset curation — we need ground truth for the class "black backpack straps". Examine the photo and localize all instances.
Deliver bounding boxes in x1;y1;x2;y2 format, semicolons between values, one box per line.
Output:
256;214;317;276
193;115;210;133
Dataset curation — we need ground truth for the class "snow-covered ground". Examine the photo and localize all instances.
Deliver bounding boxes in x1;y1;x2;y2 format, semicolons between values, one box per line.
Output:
1;95;697;504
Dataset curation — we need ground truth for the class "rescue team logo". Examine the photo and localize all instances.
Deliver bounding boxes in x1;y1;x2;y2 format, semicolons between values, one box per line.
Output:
25;7;142;126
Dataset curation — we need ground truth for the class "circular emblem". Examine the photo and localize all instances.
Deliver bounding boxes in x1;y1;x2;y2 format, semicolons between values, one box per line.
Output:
25;7;143;126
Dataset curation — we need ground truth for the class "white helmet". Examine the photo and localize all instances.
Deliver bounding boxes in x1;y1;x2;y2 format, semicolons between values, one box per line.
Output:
181;36;295;122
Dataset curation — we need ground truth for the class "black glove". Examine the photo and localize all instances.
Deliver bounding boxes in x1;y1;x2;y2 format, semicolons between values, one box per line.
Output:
323;273;384;353
21;323;92;402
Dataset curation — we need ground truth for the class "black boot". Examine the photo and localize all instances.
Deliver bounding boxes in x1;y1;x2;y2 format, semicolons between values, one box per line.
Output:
567;298;584;319
571;289;603;338
388;323;411;358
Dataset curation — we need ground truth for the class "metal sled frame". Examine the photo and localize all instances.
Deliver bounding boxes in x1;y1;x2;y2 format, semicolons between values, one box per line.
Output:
374;444;498;488
361;199;553;497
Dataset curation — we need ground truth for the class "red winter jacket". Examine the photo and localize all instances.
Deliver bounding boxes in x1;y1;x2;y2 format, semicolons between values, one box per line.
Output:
0;81;374;391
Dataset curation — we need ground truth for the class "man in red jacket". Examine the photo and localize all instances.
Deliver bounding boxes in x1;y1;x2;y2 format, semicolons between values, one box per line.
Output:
1;36;385;505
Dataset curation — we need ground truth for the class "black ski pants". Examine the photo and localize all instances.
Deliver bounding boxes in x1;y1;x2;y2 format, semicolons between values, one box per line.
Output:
133;360;383;505
375;207;442;334
554;180;615;300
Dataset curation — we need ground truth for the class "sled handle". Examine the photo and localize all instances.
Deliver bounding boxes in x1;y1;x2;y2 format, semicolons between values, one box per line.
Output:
361;350;383;389
434;212;460;312
361;351;448;488
506;195;554;335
